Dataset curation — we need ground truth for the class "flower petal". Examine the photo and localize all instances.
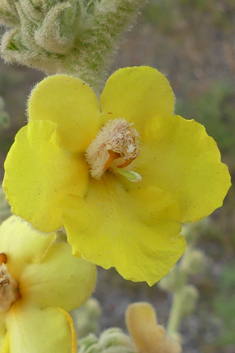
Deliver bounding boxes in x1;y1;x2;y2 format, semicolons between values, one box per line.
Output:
0;314;9;353
21;242;96;312
6;302;76;353
0;216;55;280
61;175;186;286
125;303;158;352
126;303;181;353
100;66;174;133
28;75;101;152
3;120;89;233
137;115;231;223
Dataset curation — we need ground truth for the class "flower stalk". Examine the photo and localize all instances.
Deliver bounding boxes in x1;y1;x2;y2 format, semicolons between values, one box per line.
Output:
158;222;208;338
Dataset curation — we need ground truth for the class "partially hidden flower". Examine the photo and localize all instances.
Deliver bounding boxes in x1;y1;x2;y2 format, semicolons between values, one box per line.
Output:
3;66;231;285
126;302;181;353
0;216;96;353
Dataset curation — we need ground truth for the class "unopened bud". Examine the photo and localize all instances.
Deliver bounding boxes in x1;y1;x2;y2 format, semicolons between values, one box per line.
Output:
158;266;185;293
126;303;182;353
181;249;206;275
100;328;133;349
0;0;147;90
78;334;98;352
72;298;102;338
85;343;103;353
102;346;136;353
181;285;199;317
85;298;102;318
77;329;135;353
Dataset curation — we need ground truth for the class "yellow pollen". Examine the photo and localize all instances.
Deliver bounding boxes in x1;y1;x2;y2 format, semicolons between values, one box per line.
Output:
86;118;140;179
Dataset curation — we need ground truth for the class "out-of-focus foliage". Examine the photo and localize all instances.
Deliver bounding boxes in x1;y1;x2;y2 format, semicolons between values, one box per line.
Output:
0;185;10;223
214;264;235;346
0;96;10;131
176;82;235;154
143;0;235;31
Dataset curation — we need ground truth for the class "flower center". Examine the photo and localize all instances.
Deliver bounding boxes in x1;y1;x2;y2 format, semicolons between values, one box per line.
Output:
0;253;19;312
86;118;142;181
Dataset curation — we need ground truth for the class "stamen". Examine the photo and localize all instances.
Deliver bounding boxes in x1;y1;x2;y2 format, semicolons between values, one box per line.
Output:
104;150;120;171
0;262;19;312
0;253;7;265
86;118;140;179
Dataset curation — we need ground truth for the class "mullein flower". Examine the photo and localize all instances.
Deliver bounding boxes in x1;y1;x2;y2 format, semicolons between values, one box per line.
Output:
0;216;96;353
3;66;231;285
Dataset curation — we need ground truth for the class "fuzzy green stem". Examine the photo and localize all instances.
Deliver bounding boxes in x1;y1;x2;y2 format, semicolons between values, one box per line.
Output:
167;287;185;336
167;268;187;336
72;0;147;89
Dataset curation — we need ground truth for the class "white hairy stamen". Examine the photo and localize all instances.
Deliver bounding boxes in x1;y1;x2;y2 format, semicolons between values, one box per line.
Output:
0;263;19;312
86;118;140;179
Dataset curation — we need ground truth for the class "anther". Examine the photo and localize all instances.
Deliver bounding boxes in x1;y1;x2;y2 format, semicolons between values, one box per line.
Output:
0;253;7;265
86;118;140;179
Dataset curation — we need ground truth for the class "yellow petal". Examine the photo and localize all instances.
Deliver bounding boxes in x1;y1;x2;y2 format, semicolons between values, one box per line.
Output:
0;216;55;280
126;303;181;353
21;242;96;312
137;115;231;223
28;75;101;152
6;302;77;353
61;175;186;286
100;66;174;133
3;120;89;233
125;303;158;353
0;314;9;353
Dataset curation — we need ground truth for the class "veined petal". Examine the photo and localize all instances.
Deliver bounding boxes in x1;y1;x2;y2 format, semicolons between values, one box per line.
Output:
6;303;76;353
0;216;55;280
61;175;186;286
0;314;9;353
28;75;101;152
21;242;96;312
100;67;175;134
138;115;231;223
3;120;89;233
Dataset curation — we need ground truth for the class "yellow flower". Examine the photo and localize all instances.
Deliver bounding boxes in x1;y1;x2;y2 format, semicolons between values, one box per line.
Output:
125;302;181;353
0;216;96;353
3;67;231;285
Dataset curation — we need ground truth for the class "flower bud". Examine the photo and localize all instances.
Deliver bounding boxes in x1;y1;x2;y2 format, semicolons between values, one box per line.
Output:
0;0;146;89
100;328;133;349
181;249;206;275
78;333;98;353
72;298;102;338
77;329;135;353
180;285;199;317
126;302;182;353
158;266;185;293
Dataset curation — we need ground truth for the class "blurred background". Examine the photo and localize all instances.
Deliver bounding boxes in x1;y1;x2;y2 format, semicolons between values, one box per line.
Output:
0;1;235;352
